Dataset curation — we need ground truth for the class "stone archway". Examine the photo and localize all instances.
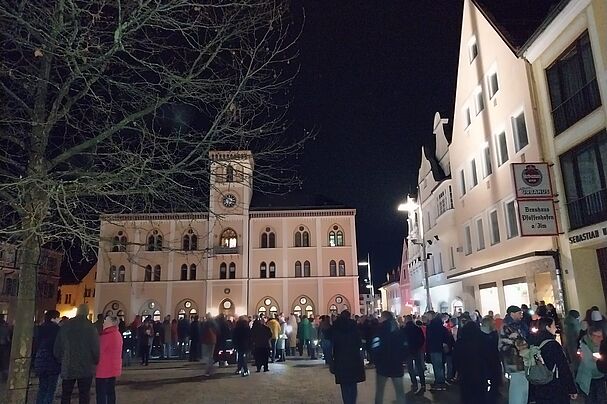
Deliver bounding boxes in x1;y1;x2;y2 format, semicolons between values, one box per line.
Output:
140;300;162;322
103;300;127;320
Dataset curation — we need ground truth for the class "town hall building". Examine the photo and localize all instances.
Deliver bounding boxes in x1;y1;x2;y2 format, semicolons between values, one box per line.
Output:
94;151;360;321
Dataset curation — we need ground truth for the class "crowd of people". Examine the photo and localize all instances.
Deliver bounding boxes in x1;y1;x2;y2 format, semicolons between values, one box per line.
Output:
324;302;607;404
1;300;607;404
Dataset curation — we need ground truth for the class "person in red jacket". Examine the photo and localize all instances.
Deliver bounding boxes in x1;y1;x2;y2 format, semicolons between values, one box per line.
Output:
96;316;123;404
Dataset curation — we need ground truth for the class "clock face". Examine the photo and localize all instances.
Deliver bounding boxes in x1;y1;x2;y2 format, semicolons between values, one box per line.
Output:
222;193;237;208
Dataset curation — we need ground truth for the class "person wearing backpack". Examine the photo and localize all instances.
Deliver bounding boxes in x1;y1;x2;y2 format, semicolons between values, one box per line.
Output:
575;325;606;403
499;306;529;404
531;317;577;404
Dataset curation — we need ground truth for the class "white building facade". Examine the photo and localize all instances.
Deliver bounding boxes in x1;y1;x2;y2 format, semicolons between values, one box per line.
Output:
95;151;360;321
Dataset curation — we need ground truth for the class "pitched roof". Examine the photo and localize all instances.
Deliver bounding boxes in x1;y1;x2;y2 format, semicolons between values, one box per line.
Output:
472;0;569;54
250;191;352;211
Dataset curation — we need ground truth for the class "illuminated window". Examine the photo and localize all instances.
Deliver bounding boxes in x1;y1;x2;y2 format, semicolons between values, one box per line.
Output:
260;262;267;278
328;231;336;247
153;310;161;322
220;229;237;248
329;225;344;246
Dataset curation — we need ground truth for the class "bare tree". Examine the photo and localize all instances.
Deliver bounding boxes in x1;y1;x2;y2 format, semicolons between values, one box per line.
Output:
0;0;304;401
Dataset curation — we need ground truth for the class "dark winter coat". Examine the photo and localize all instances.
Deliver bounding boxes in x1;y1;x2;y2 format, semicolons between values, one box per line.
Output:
177;318;190;340
531;331;577;403
232;319;252;352
426;316;449;353
597;338;607;374
34;321;61;376
189;320;201;342
53;315;100;379
454;322;492;403
251;321;272;349
330;316;365;385
403;321;424;355
372;319;406;378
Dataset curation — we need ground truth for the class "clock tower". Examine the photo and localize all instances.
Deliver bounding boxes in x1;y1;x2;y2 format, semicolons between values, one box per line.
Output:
207;151;254;309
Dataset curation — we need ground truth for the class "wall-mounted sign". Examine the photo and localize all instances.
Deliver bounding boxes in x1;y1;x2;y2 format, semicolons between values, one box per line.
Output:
512;163;553;199
517;200;558;236
568;225;607;245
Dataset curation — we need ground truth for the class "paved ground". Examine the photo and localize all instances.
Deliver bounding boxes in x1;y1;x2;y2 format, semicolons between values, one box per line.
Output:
3;357;510;403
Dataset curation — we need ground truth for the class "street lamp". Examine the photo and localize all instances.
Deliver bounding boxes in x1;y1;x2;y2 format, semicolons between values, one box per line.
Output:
398;196;433;312
358;253;375;315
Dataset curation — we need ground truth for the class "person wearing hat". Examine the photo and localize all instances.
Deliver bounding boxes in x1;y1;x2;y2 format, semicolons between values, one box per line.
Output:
499;305;529;404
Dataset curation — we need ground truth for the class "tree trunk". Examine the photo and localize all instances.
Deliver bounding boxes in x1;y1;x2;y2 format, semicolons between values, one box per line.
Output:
7;233;40;403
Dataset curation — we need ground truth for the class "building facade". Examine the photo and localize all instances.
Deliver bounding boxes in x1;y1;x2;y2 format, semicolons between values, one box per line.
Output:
0;243;62;322
56;266;97;320
95;151;360;321
522;0;607;312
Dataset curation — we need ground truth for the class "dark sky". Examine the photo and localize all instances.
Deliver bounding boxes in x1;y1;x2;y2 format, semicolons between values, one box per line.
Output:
290;1;463;286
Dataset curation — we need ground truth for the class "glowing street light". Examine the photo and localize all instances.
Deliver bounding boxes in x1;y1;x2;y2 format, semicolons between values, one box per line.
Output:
397;195;433;312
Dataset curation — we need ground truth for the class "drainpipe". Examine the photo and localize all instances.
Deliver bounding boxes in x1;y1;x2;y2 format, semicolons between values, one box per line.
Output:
551;249;567;313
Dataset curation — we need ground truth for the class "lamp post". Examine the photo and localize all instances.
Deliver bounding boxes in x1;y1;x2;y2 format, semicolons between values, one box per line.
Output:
358;253;375;315
398;196;433;312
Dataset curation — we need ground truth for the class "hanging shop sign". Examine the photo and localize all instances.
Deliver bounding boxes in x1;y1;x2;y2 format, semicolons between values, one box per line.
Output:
517;200;559;236
512;163;553;199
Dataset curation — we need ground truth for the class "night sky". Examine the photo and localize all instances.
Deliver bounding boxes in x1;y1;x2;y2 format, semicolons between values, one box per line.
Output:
289;1;463;285
62;2;464;286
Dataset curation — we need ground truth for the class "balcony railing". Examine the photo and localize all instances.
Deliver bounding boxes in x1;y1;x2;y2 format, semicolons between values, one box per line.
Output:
213;246;241;255
552;78;601;135
567;188;607;230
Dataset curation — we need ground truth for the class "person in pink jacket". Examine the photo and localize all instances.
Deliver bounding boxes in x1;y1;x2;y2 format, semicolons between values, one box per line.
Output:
96;316;123;404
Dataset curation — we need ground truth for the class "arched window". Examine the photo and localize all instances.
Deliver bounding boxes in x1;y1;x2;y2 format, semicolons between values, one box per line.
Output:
226;165;234;182
144;265;152;282
337;230;344;246
109;265;117;282
269;262;276;278
190;264;196;280
111;231;128;252
261;233;268;248
147;230;163;251
292;296;315;317
303;261;311;277
256;297;280;317
118;265;126;282
182;229;198;251
229;262;236;279
153;265;161;281
260;262;267;278
302;231;310;247
260;227;275;248
329;260;337;277
220;229;237;248
328;295;351;314
295;261;302;278
328;231;336;247
338;260;346;276
294;226;310;247
181;264;188;280
220;263;227;279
